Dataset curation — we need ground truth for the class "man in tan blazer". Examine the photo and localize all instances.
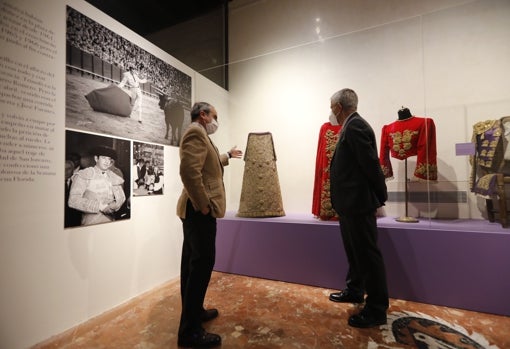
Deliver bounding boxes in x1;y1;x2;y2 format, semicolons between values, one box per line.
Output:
177;101;241;348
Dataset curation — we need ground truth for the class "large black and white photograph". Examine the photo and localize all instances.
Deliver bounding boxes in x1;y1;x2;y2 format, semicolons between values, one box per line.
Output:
65;130;131;228
133;141;164;196
65;6;191;146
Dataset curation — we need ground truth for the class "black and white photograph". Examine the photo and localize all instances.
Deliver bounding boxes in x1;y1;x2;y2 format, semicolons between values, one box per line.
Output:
65;130;131;228
65;6;191;146
133;141;164;196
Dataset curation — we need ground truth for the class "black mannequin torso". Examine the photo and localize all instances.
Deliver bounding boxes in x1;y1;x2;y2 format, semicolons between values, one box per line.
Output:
398;107;412;120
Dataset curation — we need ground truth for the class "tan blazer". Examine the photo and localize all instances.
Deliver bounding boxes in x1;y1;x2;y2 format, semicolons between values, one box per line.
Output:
176;123;229;219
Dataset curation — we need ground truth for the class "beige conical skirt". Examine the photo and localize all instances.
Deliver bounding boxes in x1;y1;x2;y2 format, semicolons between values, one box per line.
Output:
237;132;285;217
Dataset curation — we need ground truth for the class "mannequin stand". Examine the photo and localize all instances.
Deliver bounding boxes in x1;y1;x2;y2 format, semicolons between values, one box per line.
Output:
396;158;419;223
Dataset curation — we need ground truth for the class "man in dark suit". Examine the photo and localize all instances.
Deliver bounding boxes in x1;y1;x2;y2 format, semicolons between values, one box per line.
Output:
328;88;389;328
176;101;241;348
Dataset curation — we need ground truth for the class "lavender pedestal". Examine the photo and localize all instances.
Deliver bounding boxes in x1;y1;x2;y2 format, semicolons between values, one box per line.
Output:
215;212;510;316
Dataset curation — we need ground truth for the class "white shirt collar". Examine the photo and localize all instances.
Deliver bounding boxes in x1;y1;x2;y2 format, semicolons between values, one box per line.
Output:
342;111;357;127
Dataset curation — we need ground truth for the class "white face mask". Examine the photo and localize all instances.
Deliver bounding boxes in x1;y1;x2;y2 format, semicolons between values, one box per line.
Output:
329;111;340;126
206;118;219;135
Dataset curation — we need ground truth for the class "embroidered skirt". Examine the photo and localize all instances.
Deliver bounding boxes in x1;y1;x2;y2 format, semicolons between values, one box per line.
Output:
237;132;285;217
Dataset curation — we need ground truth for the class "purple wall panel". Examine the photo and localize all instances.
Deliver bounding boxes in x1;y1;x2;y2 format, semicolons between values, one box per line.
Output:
215;213;510;316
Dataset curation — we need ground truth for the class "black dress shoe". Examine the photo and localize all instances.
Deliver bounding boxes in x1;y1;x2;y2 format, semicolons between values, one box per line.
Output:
178;329;221;348
348;309;387;328
200;308;219;322
329;290;364;303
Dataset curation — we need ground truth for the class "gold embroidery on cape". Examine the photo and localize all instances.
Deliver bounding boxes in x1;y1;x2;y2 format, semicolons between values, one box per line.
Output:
319;129;340;218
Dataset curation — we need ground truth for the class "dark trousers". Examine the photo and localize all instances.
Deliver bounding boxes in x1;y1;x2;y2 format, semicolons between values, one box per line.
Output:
339;212;389;315
179;200;217;337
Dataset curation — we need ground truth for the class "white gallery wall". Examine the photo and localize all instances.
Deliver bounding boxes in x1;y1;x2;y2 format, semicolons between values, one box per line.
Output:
0;0;233;348
227;0;510;220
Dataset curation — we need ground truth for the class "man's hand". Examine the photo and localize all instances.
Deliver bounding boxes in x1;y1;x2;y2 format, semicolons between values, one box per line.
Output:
229;145;243;159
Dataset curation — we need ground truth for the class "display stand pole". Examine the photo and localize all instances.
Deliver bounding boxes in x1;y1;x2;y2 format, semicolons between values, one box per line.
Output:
396;158;419;223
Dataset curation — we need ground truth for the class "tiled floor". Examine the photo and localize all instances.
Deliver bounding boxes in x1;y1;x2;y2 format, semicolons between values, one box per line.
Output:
34;272;510;348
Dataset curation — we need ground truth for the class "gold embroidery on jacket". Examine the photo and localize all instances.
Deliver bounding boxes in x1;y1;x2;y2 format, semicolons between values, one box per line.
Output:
389;130;419;158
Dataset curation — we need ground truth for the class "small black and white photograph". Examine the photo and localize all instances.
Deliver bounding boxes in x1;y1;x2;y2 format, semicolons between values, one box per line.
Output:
133;141;164;196
65;130;131;228
65;6;191;146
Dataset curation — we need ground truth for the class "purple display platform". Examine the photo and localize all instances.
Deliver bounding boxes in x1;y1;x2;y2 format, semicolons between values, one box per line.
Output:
215;212;510;316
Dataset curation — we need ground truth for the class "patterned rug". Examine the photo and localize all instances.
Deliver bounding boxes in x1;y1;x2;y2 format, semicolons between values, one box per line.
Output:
34;272;508;348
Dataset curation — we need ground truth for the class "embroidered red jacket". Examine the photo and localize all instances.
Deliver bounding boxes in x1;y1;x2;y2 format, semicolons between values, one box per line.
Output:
379;116;438;181
312;122;342;220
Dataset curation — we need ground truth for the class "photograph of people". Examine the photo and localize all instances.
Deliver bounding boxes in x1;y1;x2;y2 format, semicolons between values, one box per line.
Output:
133;141;164;196
118;64;148;123
65;6;191;146
65;130;131;227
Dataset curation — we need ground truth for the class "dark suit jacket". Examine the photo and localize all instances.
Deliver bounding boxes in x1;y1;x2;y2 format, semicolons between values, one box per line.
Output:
139;165;147;180
330;112;387;214
176;123;229;219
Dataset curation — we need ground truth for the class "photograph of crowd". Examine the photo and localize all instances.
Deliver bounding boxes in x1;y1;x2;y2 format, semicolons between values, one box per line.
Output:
65;6;192;146
133;142;164;196
65;130;131;228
